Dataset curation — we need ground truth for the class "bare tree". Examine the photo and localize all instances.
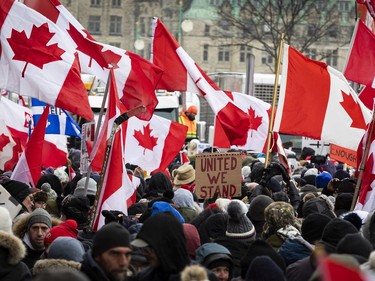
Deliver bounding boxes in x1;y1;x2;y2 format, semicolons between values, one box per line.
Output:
215;0;355;72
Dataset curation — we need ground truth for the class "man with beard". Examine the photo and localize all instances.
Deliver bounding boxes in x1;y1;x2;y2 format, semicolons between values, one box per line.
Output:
178;105;198;142
81;222;132;281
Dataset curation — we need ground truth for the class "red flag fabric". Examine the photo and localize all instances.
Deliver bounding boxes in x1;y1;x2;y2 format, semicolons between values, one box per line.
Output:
180;151;190;165
344;20;375;87
321;257;365;281
355;117;375;211
92;129;140;231
151;17;250;145
42;135;67;168
24;0;163;121
0;97;32;171
359;86;375;110
122;115;188;174
0;0;92;120
0;122;17;172
273;44;371;151
11;105;49;186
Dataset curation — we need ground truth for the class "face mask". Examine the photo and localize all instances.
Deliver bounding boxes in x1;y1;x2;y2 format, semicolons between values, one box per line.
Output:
188;115;195;121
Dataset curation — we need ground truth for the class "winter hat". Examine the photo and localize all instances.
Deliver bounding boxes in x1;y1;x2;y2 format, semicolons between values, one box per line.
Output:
226;200;255;240
215;198;232;212
337;233;373;264
242;166;251;178
342;212;364;231
302;196;336;219
264;202;300;236
333;169;350;180
41;183;57;200
0;206;12;233
48;236;85;262
205;213;228;240
44;219;79;244
304;168;319;177
92;222;130;258
271;191;289;203
74;177;97;197
267;177;282;192
173;188;194;208
54;167;69;184
174;165;195;186
245;256;286;281
302;174;316;186
315;171;332;188
334;193;354;216
28;208;52;230
300;184;318;194
195;243;233;269
248;195;274;222
301;213;332;244
150;201;185;223
61;195;90;229
2;179;31;204
319;218;358;253
183;223;201;259
337;179;356;194
240;240;286;278
186;105;198;115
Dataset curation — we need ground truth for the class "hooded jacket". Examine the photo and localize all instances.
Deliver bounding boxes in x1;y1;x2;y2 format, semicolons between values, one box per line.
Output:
0;231;32;281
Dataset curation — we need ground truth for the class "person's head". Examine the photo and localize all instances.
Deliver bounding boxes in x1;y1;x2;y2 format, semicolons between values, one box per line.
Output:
92;222;132;281
74;177;97;206
195;243;233;281
185;105;198;121
173;164;195;187
32;191;48;210
27;208;52;251
2;179;33;212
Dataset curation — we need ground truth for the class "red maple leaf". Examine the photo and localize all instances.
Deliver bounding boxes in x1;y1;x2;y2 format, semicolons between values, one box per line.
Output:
7;23;65;77
0;134;10;152
248;106;262;136
67;24;122;69
340;90;367;129
133;124;158;154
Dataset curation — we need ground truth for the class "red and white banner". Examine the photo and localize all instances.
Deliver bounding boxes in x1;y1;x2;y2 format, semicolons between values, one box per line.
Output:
24;0;163;121
0;0;92;120
151;17;249;145
11;105;49;186
122;115;188;174
274;44;371;151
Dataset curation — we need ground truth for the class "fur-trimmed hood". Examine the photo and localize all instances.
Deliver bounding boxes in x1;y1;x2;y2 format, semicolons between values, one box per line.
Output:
32;259;81;276
0;231;26;265
12;213;61;239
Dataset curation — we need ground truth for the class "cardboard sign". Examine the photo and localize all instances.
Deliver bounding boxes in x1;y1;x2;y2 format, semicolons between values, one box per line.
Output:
195;152;242;199
329;144;357;168
0;184;22;220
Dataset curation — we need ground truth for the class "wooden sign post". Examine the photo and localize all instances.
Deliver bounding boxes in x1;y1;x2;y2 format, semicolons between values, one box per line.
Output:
195;152;242;199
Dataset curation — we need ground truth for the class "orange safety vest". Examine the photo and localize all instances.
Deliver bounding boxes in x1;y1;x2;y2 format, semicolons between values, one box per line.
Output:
178;113;197;140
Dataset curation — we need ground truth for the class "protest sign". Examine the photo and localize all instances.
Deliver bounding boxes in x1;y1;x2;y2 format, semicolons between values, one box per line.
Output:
195;152;242;199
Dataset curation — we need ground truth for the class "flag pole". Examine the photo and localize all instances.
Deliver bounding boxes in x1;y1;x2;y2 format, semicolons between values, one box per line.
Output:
351;109;375;210
88;105;146;230
265;33;284;168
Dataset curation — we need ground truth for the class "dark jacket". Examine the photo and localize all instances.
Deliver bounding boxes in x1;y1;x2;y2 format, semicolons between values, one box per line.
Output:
81;250;111;281
0;231;31;281
286;255;317;281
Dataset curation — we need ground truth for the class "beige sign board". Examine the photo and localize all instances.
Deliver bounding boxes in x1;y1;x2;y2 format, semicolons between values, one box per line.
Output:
195;152;242;199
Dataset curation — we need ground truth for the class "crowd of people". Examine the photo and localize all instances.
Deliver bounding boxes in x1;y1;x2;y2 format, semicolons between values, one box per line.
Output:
1;146;375;281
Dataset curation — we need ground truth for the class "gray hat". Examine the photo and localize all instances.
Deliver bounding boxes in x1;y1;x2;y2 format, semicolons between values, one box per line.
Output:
28;208;52;230
226;200;255;240
74;177;97;197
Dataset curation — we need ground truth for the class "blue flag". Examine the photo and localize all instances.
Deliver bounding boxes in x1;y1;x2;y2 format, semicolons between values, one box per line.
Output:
31;98;82;138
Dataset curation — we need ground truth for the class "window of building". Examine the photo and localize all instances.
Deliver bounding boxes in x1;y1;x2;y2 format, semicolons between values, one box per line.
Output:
329;25;338;38
203;44;209;61
240;46;252;63
326;50;338;67
307;24;316;37
110;16;122;35
261;52;273;65
204;25;210;36
112;0;121;7
90;0;101;7
88;16;101;34
338;1;350;12
209;0;220;6
218;46;230;62
109;42;121;48
306;48;317;60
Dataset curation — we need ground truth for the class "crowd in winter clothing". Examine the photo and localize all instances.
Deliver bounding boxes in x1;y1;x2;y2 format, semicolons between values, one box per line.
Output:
1;147;375;281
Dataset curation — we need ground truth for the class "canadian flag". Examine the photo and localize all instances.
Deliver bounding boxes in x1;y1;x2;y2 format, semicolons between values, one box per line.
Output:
355;117;375;212
321;256;366;281
273;44;372;151
0;97;32;171
91;69;140;230
122;115;188;174
358;86;375;110
0;0;92;120
42;134;67;168
11;105;49;186
151;17;249;145
24;0;163;121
